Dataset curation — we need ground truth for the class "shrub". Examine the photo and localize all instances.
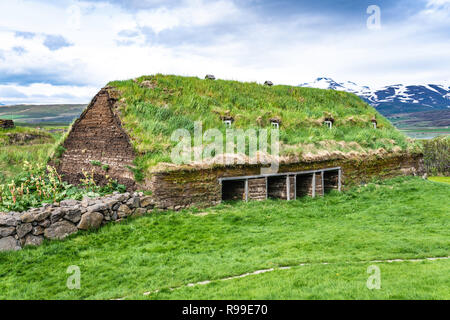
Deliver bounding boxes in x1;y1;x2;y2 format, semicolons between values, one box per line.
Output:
422;137;450;176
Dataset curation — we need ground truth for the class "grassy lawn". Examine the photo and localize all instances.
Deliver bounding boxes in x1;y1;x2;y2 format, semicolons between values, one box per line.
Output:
0;177;448;300
146;260;450;300
428;176;450;184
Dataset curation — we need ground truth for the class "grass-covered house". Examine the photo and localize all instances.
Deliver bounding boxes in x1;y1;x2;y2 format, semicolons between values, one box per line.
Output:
55;74;424;209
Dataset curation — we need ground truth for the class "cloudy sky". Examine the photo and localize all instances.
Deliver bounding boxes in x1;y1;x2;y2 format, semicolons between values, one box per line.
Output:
0;0;449;104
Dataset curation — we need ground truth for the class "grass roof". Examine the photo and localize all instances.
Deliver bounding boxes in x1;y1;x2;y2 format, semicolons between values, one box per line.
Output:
107;74;419;175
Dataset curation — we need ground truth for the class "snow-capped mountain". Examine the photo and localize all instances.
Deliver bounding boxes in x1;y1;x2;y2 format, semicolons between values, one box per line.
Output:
299;77;450;116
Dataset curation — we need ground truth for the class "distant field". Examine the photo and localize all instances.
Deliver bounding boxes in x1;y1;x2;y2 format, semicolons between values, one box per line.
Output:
0;104;86;125
388;110;450;139
0;126;66;183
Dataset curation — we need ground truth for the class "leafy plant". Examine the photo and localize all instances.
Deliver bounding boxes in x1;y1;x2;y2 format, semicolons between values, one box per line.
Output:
0;161;126;212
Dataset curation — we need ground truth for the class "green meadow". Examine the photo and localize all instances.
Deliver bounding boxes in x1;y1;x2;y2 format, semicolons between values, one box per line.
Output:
0;177;448;300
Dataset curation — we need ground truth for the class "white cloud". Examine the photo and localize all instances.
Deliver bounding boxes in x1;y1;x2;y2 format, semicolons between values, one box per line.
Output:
0;0;448;104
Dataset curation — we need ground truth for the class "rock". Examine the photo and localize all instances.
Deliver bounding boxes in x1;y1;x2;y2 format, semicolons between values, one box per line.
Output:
127;197;140;209
24;235;44;247
35;209;51;222
140;196;155;208
16;223;33;238
0;226;15;237
81;197;93;208
19;211;35;223
111;211;118;220
64;208;82;223
205;74;216;80
78;212;103;230
0;213;18;227
32;225;45;236
0;236;21;251
60;199;79;207
39;219;51;228
104;199;119;210
50;208;64;223
132;208;147;217
117;204;131;218
87;203;107;213
44;221;78;240
114;194;128;202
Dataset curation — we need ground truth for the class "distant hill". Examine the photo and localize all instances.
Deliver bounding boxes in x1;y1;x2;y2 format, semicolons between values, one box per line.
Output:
0;104;86;125
299;77;450;117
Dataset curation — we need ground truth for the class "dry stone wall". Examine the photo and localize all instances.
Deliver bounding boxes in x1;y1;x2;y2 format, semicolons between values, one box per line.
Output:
0;192;155;252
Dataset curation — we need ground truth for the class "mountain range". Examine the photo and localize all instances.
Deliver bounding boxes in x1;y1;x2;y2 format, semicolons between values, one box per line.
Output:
299;77;450;116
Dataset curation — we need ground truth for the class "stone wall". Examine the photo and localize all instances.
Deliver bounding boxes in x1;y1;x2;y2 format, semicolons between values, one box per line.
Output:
0;192;155;252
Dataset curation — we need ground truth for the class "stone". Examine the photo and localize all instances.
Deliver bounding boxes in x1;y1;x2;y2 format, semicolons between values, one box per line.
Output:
64;208;82;223
39;219;51;228
24;235;44;247
87;203;107;213
140;196;155;208
60;199;79;207
35;209;51;222
32;225;45;236
0;226;15;237
0;213;17;227
44;221;78;240
104;199;119;210
16;223;33;238
133;208;147;217
111;211;118;220
19;211;35;223
117;204;131;218
127;197;140;209
50;208;64;223
0;236;21;251
77;212;103;230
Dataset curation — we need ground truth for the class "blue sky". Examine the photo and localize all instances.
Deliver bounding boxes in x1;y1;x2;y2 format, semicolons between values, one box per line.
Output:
0;0;449;104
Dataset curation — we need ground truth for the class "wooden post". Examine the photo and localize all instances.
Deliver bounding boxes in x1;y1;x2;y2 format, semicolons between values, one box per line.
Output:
245;179;249;202
286;175;290;201
294;175;297;200
321;171;324;196
312;174;316;198
338;169;342;192
265;177;268;200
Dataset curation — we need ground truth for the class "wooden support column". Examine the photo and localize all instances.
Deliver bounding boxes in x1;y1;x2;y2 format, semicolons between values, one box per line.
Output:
294;175;297;200
265;177;268;200
286;175;290;201
321;171;325;196
312;173;316;198
338;169;342;192
245;179;249;202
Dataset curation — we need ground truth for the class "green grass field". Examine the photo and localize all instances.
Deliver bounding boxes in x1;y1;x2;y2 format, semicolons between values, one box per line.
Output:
0;126;65;183
0;176;448;300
